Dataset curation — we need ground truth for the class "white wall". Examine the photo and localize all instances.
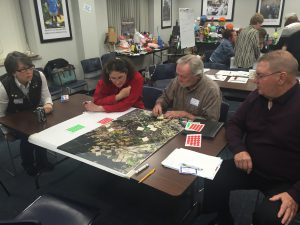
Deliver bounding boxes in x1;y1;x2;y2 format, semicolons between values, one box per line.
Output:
0;0;108;78
177;0;300;33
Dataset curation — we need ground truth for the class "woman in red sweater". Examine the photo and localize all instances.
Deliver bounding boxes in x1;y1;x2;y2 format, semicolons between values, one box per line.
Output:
84;57;144;112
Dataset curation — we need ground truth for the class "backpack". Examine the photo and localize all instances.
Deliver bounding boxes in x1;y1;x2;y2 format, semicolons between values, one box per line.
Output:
44;58;77;86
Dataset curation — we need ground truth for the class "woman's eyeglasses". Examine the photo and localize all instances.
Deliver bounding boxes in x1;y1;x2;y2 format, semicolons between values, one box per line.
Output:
16;66;35;73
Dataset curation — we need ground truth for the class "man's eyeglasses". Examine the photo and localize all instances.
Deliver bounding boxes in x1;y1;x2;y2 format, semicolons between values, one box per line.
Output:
16;66;35;73
255;71;281;80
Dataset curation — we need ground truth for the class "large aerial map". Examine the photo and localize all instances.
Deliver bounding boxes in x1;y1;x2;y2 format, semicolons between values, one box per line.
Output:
58;109;183;177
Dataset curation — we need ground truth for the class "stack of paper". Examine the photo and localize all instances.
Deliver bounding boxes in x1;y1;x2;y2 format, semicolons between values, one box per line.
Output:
227;76;248;83
216;70;232;76
216;70;249;77
206;74;227;81
161;148;223;180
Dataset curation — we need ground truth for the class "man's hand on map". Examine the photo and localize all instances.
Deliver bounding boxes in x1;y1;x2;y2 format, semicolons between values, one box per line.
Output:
152;103;163;117
164;111;195;120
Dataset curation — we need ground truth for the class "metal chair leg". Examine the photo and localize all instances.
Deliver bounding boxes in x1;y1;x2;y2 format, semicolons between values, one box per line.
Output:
0;180;10;196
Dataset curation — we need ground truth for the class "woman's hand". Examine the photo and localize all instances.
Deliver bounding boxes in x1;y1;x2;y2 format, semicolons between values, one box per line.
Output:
116;86;131;101
83;101;104;112
43;103;53;114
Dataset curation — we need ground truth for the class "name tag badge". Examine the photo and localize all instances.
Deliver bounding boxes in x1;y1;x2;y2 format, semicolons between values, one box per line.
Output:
190;98;199;107
13;98;23;104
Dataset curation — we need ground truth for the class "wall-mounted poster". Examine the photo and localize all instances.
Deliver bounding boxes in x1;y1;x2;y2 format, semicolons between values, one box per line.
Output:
256;0;285;27
34;0;72;43
161;0;172;29
201;0;235;21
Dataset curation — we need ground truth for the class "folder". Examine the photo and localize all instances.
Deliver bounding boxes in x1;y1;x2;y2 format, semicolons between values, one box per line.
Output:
161;148;223;180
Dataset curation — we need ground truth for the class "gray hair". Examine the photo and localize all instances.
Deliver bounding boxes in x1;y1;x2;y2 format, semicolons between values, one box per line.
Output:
176;54;204;77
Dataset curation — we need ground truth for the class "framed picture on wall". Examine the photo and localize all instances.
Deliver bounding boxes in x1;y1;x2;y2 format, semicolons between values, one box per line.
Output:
256;0;285;27
161;0;172;29
201;0;235;21
34;0;72;43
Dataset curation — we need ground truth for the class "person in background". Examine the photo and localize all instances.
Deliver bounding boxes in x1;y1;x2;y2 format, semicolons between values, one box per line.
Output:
209;29;237;67
234;13;264;69
202;50;300;225
84;57;144;112
0;51;53;176
258;27;268;52
275;14;300;71
152;54;221;121
284;13;298;26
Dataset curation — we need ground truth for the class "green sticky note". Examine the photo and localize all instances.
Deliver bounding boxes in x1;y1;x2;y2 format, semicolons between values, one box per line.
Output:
67;124;85;133
185;121;192;129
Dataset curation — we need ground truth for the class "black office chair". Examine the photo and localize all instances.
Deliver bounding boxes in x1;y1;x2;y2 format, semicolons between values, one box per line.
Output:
0;194;100;225
142;86;163;110
100;52;117;68
149;63;176;89
81;57;102;94
219;101;230;123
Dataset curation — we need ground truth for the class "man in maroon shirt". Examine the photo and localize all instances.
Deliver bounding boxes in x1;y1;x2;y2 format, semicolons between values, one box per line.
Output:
202;50;300;225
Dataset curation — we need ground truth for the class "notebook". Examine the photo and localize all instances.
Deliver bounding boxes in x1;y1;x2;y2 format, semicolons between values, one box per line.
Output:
181;119;224;139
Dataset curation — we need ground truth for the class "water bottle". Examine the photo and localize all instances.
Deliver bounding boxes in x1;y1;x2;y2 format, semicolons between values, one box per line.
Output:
61;87;70;102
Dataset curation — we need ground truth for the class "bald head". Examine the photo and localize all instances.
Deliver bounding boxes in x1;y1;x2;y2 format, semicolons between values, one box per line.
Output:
258;50;298;77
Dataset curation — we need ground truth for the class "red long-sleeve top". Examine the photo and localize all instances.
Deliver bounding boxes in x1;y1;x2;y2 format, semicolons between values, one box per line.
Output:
93;71;145;112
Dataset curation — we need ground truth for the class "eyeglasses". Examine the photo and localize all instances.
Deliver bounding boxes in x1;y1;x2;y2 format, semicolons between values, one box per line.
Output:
255;71;281;80
16;66;35;73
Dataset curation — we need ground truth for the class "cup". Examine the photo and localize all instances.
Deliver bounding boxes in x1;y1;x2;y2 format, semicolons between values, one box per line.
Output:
35;107;47;123
249;69;256;79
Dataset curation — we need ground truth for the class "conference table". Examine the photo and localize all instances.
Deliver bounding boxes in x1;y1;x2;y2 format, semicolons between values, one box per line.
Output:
116;47;168;66
0;94;227;197
205;69;257;100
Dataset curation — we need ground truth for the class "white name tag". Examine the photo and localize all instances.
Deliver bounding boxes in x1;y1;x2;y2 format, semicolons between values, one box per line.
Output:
190;98;199;107
13;98;23;104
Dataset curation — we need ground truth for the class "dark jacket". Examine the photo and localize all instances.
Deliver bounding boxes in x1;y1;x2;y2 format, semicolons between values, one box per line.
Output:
1;70;42;114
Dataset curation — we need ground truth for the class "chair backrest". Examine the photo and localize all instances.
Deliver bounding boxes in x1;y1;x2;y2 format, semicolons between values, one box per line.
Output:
81;57;102;79
0;221;41;225
142;86;163;110
100;52;117;68
204;62;229;70
219;101;230;123
13;194;99;225
149;63;176;81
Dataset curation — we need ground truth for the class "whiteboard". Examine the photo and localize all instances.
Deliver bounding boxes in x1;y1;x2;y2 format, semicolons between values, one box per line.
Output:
179;8;195;49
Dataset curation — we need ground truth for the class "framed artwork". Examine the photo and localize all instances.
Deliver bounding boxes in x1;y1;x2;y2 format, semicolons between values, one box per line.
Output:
256;0;285;27
201;0;235;21
34;0;72;43
161;0;172;29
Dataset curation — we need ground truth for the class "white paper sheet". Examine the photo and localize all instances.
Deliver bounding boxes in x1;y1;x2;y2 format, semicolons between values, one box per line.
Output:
161;148;223;180
29;109;134;149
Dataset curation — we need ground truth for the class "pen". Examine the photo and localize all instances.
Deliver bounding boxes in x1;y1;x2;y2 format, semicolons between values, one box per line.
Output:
138;168;156;183
182;163;203;171
134;163;149;174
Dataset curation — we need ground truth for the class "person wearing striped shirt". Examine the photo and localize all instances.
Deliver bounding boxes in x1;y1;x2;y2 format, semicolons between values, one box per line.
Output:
234;13;264;69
